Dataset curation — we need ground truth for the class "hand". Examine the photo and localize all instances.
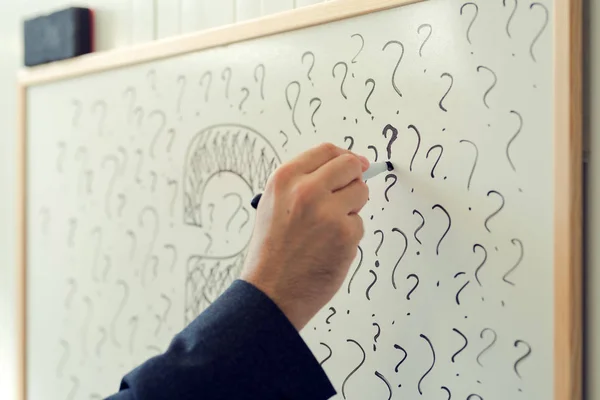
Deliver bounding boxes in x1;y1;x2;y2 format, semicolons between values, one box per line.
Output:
241;143;370;330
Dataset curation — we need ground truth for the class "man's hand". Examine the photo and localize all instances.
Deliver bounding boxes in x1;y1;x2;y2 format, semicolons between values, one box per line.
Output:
241;143;370;330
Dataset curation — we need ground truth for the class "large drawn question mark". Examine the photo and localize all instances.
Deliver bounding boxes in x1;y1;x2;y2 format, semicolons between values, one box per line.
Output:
148;110;166;159
101;155;120;219
374;371;392;400
301;51;315;85
382;40;404;99
418;334;436;396
254;64;266;100
325;307;337;325
221;67;232;103
459;140;478;191
484;190;505;233
439;73;453;112
384;174;397;202
394;344;408;372
350;33;365;64
391;228;408;289
364;79;376;118
506;110;523;172
460;3;479;46
529;3;549;62
417;24;433;57
199;71;212;102
476;66;497;109
91;100;107;136
341;339;366;399
285;81;302;135
332;62;349;100
176;75;186;115
347;246;363;294
407;125;422;172
503;238;524;285
503;0;518;38
451;328;468;363
426;145;444;179
382;124;398;160
513;340;532;378
310;97;322;132
476;328;497;367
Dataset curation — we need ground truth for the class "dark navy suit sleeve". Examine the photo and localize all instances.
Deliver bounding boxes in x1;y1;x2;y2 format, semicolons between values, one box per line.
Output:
106;280;336;400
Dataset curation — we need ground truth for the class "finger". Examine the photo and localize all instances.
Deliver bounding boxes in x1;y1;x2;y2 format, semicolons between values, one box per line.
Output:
314;154;364;191
333;179;369;214
345;213;365;244
291;143;369;174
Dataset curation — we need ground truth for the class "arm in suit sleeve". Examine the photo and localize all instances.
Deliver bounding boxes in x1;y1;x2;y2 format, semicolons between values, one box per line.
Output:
106;280;336;400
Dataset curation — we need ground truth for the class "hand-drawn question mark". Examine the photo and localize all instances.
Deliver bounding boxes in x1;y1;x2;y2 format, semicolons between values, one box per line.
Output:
514;340;532;378
439;73;454;112
476;66;497;109
164;244;178;272
503;0;518;38
238;87;250;113
126;230;137;261
350;33;365;64
364;79;376;118
332;62;349;100
406;274;419;300
199;71;212;102
382;40;405;99
134;149;144;184
347;246;363;294
394;344;408;372
373;230;384;256
139;206;160;287
374;371;392;400
221;67;232;104
367;145;378;163
451;328;468;363
319;342;333;366
476;328;497;367
366;270;378;300
418;334;436;395
176;75;186;115
224;193;243;232
344;136;354;151
325;307;337;325
473;244;488;286
407;125;422;172
301;51;315;85
503;238;524;285
382;124;398;160
506;110;523;172
254;64;266;100
309;97;322;132
148;110;166;159
342;339;366;399
391;228;408;289
384;174;397;202
279;130;289;150
155;293;172;336
454;272;470;305
91;100;107;136
101;155;120;219
426;145;444;179
460;3;479;46
484;190;505;232
529;3;549;62
459;140;478;190
417;24;433;57
109;280;128;348
413;209;425;245
285;81;302;135
168;180;178;218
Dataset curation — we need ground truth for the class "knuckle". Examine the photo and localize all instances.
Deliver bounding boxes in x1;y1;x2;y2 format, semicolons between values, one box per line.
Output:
340;153;362;171
291;180;316;207
270;164;293;191
319;142;340;158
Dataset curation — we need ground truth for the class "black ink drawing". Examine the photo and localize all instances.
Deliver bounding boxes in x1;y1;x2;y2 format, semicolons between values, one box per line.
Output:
382;40;404;98
347;246;363;294
332;62;349;99
484;190;505;233
367;145;378;162
439;73;453;112
473;244;488;286
426;145;444;178
441;386;451;399
394;344;408;372
285;81;302;135
459;140;478;190
413;209;425;245
503;238;524;285
503;0;518;38
279;130;289;150
451;328;468;363
325;307;336;325
460;2;479;45
310;98;322;131
301;51;315;85
506;110;523;172
372;323;381;351
529;3;549;62
382;124;398;160
418;334;436;395
476;328;497;367
513;340;532;378
406;274;419;300
417;24;433;57
406;125;422;172
454;272;470;305
432;204;451;255
319;342;333;366
342;339;366;399
155;293;172;336
384;174;397;202
391;228;408;289
350;33;365;64
373;230;384;256
344;136;354;151
364;79;375;118
476;66;497;109
366;270;378;300
374;371;392;400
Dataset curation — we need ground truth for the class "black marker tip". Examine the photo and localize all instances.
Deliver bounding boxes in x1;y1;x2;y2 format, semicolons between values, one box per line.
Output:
385;161;394;171
251;193;263;210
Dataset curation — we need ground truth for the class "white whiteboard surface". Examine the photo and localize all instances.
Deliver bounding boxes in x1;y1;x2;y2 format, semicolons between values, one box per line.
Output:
24;0;557;398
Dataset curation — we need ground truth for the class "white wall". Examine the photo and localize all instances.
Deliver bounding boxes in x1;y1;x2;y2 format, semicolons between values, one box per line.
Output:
0;1;596;399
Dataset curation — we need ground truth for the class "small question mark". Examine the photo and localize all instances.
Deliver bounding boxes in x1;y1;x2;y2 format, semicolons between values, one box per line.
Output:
364;79;376;118
439;73;453;112
109;280;128;349
484;190;505;232
413;209;425;245
102;254;111;282
149;110;166;159
176;75;186;114
513;340;532;378
90;227;103;283
373;230;384;256
332;62;349;99
199;71;212;103
384;174;397;202
309;97;322;132
476;328;497;367
224;193;243;232
432;204;451;255
406;274;419;300
367;145;378;162
407;125;422;172
301;51;315;85
506;110;523;172
382;40;405;99
56;141;66;173
117;146;128;174
503;238;524;285
279;130;289;150
451;327;468;362
254;64;266;100
529;3;549;62
382;124;398;160
391;228;408;290
101;156;120;219
372;322;381;351
325;307;336;324
426;145;445;179
155;293;172;336
476;66;497;109
238;87;250;113
221;67;232;103
168;180;178;218
473;244;488;287
454;272;470;305
459;140;478;190
417;24;433;57
164;244;178;272
285;81;302;135
344;136;354;151
91;100;107;136
460;3;479;46
350;33;365;64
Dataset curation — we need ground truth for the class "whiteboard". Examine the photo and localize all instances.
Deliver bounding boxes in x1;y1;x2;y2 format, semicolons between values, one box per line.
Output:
19;0;582;399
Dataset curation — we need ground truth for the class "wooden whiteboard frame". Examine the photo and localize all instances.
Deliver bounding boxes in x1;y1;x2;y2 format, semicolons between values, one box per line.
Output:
15;0;582;399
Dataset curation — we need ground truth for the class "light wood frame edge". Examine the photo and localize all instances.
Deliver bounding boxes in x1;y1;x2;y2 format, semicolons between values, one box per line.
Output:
16;0;582;399
554;0;583;399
